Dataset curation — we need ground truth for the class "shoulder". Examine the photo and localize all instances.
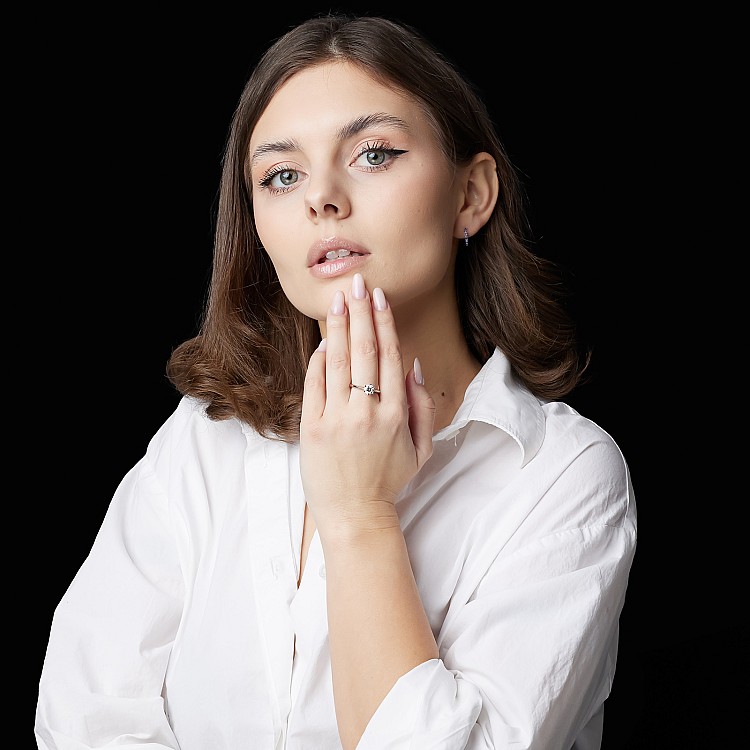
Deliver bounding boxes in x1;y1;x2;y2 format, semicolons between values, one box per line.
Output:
533;400;635;530
142;396;263;496
541;401;629;481
146;396;243;454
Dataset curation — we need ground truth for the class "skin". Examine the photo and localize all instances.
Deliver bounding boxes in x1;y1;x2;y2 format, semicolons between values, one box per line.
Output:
248;61;498;748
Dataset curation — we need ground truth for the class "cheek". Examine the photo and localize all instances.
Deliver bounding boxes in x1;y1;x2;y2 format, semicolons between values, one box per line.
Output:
254;205;292;275
253;203;276;252
395;162;456;221
253;203;327;318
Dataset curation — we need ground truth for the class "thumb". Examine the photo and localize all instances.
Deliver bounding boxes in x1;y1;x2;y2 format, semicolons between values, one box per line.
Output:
406;357;436;467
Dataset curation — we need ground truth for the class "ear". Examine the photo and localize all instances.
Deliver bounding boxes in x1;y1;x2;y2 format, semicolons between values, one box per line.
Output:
453;152;499;241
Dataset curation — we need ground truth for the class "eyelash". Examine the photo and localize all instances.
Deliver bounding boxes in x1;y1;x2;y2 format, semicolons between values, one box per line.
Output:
258;164;297;194
256;141;408;195
355;141;408;171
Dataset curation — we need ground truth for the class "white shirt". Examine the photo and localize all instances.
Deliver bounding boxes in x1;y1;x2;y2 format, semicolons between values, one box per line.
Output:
35;348;636;750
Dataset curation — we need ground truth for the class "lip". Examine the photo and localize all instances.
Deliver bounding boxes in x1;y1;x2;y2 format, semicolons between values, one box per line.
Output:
307;236;371;279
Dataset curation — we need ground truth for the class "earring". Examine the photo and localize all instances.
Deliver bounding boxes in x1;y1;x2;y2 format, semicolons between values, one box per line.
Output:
464;227;470;247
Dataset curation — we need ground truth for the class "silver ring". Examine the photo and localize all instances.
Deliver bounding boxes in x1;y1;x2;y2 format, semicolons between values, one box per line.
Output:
349;383;380;396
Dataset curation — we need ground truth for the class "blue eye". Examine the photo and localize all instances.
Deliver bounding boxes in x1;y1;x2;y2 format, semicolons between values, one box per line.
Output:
364;150;386;166
259;166;300;191
353;142;408;170
275;169;298;186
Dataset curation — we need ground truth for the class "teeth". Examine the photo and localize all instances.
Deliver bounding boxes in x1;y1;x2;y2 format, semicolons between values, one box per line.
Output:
325;249;351;260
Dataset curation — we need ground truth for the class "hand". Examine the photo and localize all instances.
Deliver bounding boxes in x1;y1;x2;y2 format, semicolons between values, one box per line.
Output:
300;273;436;540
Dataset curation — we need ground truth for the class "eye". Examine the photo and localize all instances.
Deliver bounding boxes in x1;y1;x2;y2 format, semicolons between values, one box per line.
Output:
352;141;408;171
362;149;386;167
258;164;303;194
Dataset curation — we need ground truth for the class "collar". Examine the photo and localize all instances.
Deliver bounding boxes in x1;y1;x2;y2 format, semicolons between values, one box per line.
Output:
431;348;545;467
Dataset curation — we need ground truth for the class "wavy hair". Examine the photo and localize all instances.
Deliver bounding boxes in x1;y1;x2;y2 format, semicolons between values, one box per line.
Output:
166;13;590;441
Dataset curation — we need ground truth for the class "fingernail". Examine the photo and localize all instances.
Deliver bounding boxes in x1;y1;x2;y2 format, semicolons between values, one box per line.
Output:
413;357;424;385
373;287;387;311
352;272;366;300
331;290;345;315
317;337;327;351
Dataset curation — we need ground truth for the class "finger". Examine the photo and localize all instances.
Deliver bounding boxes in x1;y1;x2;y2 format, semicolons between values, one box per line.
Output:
324;289;352;408
406;357;436;467
371;287;406;406
347;273;379;400
301;338;328;423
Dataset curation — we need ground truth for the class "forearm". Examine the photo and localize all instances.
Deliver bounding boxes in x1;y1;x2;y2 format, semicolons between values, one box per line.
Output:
322;522;439;750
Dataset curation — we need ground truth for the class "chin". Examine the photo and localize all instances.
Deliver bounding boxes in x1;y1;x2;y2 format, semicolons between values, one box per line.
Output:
289;300;327;323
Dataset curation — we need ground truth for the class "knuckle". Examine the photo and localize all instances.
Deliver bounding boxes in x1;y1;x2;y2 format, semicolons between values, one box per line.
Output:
328;350;350;371
304;373;325;391
355;338;378;360
355;412;377;432
326;314;348;331
381;340;402;364
382;406;405;431
301;422;327;445
374;309;395;329
350;301;371;317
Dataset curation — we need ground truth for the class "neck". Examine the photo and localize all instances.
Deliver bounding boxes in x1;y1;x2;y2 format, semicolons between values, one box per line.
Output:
388;271;483;431
393;304;481;432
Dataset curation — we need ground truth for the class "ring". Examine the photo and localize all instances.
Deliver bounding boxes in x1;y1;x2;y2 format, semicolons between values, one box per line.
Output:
350;383;380;395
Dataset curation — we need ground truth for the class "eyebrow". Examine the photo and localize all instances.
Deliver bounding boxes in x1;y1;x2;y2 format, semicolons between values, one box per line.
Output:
249;112;410;166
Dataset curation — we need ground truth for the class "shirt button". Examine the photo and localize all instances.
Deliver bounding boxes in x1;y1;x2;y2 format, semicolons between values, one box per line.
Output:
318;564;326;579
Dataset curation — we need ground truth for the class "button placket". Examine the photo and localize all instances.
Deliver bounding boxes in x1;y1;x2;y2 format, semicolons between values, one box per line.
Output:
244;437;297;739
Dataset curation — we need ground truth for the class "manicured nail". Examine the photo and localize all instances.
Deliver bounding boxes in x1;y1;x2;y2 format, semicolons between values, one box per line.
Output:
373;287;387;311
331;290;345;315
318;337;327;351
413;357;424;385
352;272;366;300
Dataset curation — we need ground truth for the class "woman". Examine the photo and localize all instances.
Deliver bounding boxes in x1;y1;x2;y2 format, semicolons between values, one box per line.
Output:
35;13;636;750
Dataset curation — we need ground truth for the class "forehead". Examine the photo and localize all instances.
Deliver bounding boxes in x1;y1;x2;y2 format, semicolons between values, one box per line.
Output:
250;61;432;146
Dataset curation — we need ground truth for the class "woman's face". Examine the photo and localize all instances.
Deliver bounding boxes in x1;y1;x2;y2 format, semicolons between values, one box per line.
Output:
249;61;463;323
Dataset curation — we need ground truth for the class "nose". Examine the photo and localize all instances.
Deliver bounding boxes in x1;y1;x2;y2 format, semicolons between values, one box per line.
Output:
304;171;351;222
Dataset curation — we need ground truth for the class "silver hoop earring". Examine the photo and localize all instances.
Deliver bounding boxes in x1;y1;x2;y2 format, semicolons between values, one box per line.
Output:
464;227;470;247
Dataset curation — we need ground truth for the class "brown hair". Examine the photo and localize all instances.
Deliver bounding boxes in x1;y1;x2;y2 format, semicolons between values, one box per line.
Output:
166;13;590;441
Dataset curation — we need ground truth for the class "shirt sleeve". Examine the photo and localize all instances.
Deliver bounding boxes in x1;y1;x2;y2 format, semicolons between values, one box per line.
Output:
35;457;185;750
357;440;637;750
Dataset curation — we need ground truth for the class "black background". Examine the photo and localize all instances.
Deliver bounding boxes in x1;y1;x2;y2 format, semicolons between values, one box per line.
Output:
27;5;743;747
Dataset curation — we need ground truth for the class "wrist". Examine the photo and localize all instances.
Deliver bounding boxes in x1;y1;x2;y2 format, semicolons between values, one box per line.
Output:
315;501;402;549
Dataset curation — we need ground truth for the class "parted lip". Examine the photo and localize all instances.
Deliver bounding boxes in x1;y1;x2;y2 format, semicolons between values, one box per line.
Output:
307;237;370;267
